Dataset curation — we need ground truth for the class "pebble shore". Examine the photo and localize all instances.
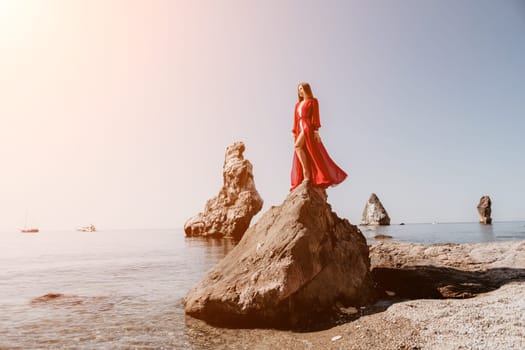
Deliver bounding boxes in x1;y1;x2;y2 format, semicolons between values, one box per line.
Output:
185;281;524;349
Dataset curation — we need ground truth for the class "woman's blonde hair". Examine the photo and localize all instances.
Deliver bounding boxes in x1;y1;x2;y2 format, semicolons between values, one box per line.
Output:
297;82;314;101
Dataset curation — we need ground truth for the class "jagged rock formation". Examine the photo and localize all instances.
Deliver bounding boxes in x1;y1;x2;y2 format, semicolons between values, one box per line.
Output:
477;195;492;224
184;142;263;240
370;240;525;299
185;182;374;328
361;193;390;225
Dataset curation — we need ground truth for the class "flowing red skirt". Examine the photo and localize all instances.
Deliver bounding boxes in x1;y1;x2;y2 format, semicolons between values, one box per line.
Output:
290;130;348;191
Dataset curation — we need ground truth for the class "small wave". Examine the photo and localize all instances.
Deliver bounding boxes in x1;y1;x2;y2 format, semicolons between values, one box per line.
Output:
31;293;65;304
30;293;126;312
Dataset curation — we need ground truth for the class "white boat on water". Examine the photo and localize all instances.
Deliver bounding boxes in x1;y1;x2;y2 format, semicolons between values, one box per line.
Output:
20;228;39;233
77;224;96;232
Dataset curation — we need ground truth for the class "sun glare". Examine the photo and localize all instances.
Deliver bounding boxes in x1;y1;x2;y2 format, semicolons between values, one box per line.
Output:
0;0;23;23
0;0;46;44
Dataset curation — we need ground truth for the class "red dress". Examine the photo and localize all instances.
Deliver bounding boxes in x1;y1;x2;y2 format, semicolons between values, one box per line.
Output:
290;98;348;191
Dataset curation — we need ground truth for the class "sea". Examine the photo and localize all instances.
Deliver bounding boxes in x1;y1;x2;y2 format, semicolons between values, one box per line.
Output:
1;221;524;349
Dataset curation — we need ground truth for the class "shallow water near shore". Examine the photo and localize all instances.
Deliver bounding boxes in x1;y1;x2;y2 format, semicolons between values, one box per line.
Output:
1;222;524;349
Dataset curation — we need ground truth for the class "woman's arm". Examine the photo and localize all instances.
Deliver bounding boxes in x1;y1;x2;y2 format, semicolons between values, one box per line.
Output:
312;99;321;131
311;100;321;142
292;105;299;139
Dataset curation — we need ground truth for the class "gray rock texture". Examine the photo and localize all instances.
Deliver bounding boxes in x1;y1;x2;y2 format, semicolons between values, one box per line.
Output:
184;182;373;328
184;142;263;239
370;240;525;350
477;195;492;224
361;193;390;225
383;282;525;350
370;240;525;298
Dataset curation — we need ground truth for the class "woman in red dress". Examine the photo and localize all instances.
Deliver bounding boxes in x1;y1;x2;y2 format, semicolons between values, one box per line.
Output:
291;82;347;191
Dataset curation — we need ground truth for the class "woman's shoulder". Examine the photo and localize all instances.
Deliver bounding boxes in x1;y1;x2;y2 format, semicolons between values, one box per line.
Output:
307;97;318;105
295;98;318;106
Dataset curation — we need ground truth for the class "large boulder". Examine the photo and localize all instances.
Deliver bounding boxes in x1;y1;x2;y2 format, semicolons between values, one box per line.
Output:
477;195;492;224
184;182;374;328
361;193;390;225
184;142;263;239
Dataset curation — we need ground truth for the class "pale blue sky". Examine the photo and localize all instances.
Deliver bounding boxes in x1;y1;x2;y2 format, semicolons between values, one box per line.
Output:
0;0;524;230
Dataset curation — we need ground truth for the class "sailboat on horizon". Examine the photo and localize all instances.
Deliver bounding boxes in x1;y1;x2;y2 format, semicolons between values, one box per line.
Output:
20;210;39;233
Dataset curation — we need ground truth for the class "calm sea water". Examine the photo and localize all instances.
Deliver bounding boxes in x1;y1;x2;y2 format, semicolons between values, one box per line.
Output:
1;222;524;349
361;220;525;244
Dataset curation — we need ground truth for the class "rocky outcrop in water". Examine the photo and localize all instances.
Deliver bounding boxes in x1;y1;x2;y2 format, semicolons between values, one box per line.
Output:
361;193;390;225
184;182;374;328
477;195;492;224
369;240;525;299
184;142;263;239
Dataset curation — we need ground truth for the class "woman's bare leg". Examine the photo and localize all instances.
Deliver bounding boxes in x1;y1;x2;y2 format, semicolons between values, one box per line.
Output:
294;131;311;181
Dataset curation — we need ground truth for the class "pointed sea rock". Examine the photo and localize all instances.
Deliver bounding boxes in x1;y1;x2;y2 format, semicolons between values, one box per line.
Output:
184;182;373;328
477;195;492;224
184;142;263;239
361;193;390;225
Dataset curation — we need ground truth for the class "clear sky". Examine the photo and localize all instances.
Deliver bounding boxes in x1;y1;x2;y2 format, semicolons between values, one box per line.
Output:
1;0;524;230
